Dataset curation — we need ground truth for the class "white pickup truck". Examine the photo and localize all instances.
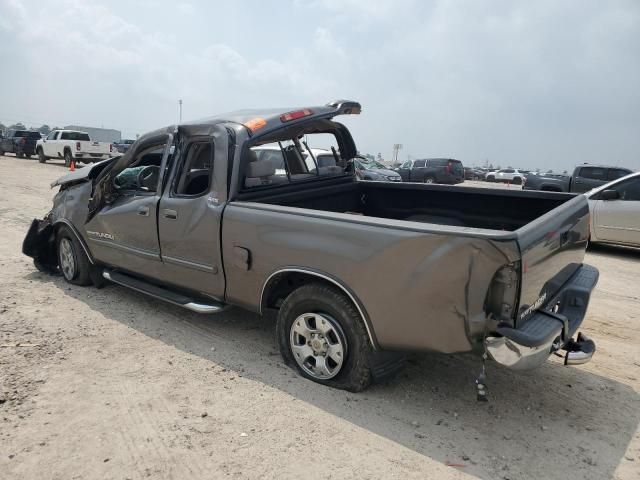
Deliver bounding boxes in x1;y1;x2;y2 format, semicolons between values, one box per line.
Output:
36;130;114;166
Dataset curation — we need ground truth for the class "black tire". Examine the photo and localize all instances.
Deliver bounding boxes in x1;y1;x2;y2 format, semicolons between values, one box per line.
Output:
38;148;47;163
512;176;522;185
277;283;374;392
56;226;92;286
0;148;4;156
25;154;31;159
424;176;436;184
16;151;24;159
64;150;72;168
487;175;495;182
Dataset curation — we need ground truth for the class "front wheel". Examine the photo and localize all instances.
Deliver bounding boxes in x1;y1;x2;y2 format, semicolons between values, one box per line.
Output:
56;226;92;286
38;148;47;163
277;283;374;392
512;176;522;185
16;151;24;159
486;175;495;182
424;176;436;184
64;150;73;167
25;154;31;159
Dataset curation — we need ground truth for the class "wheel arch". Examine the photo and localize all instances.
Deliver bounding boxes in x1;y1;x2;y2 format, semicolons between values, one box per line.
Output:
260;268;378;349
53;219;95;264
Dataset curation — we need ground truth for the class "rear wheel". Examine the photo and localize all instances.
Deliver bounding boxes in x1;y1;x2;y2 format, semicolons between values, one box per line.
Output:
487;175;495;182
0;147;4;156
424;176;436;184
64;150;72;167
277;283;374;392
25;154;31;159
56;226;92;286
38;148;47;163
512;176;522;185
16;151;24;159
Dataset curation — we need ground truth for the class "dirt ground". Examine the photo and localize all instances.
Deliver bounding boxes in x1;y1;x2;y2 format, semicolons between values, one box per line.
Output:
0;155;638;480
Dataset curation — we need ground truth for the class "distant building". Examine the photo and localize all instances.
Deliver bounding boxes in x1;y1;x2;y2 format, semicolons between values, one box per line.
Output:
63;125;121;143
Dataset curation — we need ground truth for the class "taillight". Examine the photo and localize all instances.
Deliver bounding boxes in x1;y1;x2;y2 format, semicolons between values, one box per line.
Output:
76;141;81;151
109;143;113;152
280;109;314;122
445;161;452;174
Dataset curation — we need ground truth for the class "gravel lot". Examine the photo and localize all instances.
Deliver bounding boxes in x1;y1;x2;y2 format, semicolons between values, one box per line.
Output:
1;155;639;480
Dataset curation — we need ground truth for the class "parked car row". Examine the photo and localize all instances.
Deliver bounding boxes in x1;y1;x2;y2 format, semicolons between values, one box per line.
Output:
0;129;138;167
37;130;115;167
0;129;42;158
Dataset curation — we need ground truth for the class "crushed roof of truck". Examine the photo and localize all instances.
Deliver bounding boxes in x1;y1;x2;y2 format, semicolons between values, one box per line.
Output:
184;100;360;130
135;100;361;153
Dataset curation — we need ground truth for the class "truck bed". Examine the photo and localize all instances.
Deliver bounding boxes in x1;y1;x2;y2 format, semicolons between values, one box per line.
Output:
232;177;590;347
239;177;575;232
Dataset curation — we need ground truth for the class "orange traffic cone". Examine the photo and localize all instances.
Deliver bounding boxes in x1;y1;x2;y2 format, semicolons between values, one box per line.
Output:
69;159;75;171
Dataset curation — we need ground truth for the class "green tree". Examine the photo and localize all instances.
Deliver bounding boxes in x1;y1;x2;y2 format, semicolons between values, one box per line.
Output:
9;122;26;130
39;124;51;135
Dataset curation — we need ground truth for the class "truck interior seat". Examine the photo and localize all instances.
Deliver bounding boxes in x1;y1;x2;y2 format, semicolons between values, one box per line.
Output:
316;156;343;176
245;150;276;188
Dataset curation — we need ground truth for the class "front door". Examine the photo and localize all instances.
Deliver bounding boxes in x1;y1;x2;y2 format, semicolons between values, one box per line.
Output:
157;135;226;299
85;137;172;275
43;131;58;157
397;160;412;181
593;177;640;246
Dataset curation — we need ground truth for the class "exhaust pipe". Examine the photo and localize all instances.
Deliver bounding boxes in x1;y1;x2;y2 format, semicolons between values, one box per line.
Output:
564;332;596;366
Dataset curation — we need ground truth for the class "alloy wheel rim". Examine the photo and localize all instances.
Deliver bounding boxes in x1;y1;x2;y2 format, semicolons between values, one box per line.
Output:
289;313;346;380
59;238;76;280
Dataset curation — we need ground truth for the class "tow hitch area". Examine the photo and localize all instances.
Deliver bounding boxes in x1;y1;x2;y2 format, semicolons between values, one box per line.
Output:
562;332;596;365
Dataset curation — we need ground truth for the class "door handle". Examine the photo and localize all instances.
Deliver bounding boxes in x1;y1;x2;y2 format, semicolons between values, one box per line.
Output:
163;209;178;220
137;206;149;216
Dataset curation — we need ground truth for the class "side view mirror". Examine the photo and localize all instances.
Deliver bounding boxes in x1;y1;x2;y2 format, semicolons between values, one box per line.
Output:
600;189;619;201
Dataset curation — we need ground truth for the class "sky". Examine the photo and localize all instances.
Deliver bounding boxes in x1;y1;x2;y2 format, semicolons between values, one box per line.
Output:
1;0;639;171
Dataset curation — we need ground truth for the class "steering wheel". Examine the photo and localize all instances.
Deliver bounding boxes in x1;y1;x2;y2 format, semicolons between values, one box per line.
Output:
136;165;160;191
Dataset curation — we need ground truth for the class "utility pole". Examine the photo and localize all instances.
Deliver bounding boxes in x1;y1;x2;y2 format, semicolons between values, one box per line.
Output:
178;99;183;123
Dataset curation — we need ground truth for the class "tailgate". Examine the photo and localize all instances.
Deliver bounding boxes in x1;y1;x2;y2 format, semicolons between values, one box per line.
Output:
515;194;590;325
80;141;108;154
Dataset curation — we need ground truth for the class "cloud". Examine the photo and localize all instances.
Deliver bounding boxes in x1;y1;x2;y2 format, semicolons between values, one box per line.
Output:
0;0;639;169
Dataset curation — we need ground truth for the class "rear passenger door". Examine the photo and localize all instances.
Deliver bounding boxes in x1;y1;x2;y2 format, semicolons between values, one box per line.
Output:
411;159;426;181
573;167;606;192
157;134;226;299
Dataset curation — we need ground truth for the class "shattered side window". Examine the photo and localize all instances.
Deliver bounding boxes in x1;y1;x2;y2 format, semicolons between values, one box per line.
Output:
243;133;346;189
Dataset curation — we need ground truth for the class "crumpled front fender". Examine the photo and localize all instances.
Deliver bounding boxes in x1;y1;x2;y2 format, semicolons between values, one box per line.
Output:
22;216;57;273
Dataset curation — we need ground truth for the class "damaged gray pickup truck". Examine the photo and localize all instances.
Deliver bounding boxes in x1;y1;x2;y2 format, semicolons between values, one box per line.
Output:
23;100;599;393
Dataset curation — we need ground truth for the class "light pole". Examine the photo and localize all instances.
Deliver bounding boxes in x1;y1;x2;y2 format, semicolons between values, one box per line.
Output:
392;144;403;165
178;99;183;123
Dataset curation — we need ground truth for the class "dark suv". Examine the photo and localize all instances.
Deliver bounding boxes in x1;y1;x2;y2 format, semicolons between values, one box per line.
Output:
0;130;41;158
397;158;464;184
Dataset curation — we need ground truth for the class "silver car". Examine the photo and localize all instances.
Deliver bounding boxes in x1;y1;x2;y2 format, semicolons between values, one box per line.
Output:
587;171;640;247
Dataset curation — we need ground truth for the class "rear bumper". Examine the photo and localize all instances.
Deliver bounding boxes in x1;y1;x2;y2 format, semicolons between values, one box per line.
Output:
75;152;111;161
486;264;599;370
